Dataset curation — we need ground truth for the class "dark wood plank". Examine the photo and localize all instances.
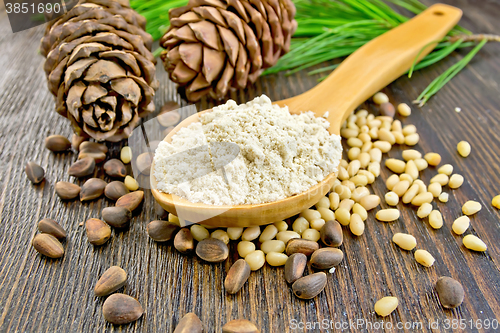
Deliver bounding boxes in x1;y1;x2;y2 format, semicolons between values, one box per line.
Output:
1;0;500;332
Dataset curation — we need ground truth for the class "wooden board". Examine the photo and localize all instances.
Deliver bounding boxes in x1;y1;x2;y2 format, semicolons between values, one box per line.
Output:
1;0;500;332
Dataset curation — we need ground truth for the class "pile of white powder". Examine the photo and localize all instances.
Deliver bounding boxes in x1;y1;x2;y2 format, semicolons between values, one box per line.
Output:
153;95;342;205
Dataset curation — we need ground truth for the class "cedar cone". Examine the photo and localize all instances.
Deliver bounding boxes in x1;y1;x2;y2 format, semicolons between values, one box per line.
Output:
40;0;159;142
160;0;297;102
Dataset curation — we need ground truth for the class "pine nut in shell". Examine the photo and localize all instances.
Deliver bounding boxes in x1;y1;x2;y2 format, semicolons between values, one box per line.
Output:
320;220;343;247
266;252;288;266
435;277;464;309
222;319;259;333
25;161;45;184
452;216;470;235
462;200;481;215
374;297;398;317
286;239;319;256
55;181;81;200
292;272;327;300
392;233;416;250
449;174;464;189
415;249;435;267
245;250;265;270
104;181;129;201
285;253;307;284
457;141;471;157
85;218;111;245
94;266;127;297
310;248;343;269
196;238;229;263
174;313;204;333
116;191;144;211
32;234;64;258
237;241;255;258
463;235;487;251
417;203;433;218
38;218;66;239
376;209;400;222
45;135;71;152
225;259;251;294
102;293;143;325
174;228;194;254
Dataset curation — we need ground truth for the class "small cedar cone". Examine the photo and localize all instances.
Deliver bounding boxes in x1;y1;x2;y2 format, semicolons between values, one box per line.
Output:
40;0;159;142
160;0;297;102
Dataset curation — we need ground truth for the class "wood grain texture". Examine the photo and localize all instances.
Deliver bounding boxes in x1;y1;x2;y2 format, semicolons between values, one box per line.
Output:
0;0;499;332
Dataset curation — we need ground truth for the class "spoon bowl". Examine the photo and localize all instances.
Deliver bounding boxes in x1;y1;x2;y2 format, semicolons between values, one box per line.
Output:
151;4;462;227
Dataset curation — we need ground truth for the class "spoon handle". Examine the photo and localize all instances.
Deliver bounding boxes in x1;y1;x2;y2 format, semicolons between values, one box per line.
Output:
277;3;462;133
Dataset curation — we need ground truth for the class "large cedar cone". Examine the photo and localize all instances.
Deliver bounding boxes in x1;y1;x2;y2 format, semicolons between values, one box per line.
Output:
40;0;159;142
160;0;297;102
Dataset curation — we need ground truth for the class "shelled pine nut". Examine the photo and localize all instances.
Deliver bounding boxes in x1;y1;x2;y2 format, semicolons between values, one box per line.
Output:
492;195;500;209
414;249;435;267
359;195;380;211
300;209;322;222
424;153;441;166
378;129;396;145
374;141;392;153
369;148;382;162
376;209;400;222
368;162;381;177
428;210;443;229
261;240;285;254
349;214;365;236
385;159;406;173
338;199;355;211
417;203;433;218
397;103;411;116
391;120;402;132
276;231;301;244
350;175;368;187
393;131;406;145
411;192;433;206
337;167;349;181
392;180;411;197
414;158;428;171
315;196;330;209
292;217;309;235
405;160;419;180
373;92;389;104
211;230;230;244
335;208;351;226
392;233;417;250
385;192;399;206
342;180;355;192
352;203;368;221
413;179;427;194
402;149;421;161
317;207;334;222
237;241;256;258
259;225;278;242
399;173;413;183
430;174;449;186
457;141;471;157
358;153;371;168
266;252;288;266
310;219;326;231
438;164;453;175
341;128;359;138
245;250;265;270
302;229;321;242
428;182;442;197
404;133;420;146
347;138;363;148
452;216;470;235
402;124;417;136
462;235;487;252
227;227;244;240
351;187;370;202
402;184;419;204
347;160;361;177
462;200;482;215
274;221;288;232
374;297;398;317
386;174;400;190
242;226;261;241
191;225;210;242
329;192;340;210
439;192;449;203
449;174;464;189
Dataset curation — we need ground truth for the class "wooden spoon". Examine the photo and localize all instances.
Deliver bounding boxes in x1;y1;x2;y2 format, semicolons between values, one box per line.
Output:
151;4;462;227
